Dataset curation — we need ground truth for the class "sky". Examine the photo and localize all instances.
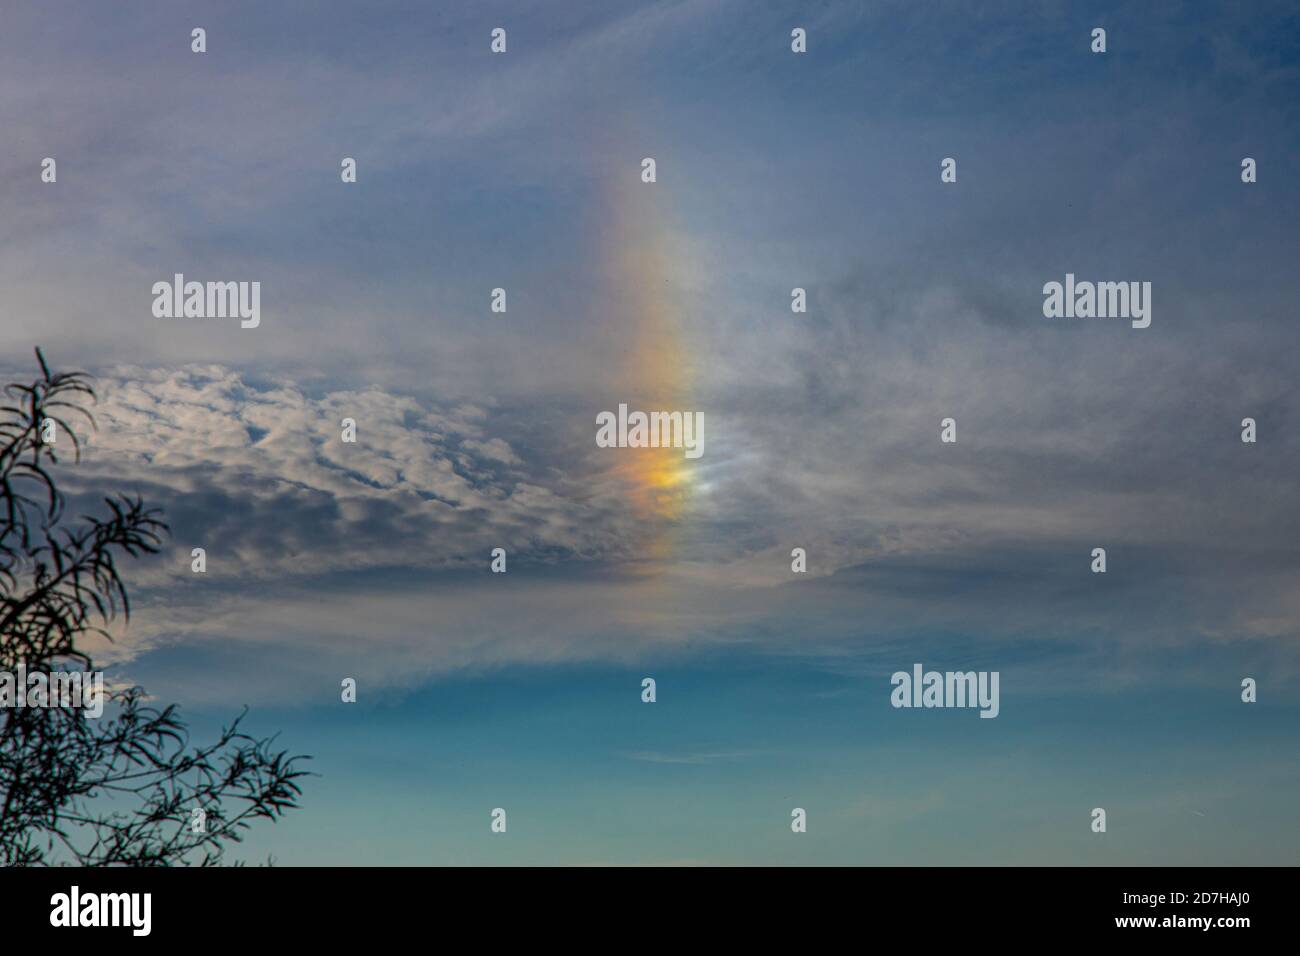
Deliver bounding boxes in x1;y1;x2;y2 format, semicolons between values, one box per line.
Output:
2;0;1298;864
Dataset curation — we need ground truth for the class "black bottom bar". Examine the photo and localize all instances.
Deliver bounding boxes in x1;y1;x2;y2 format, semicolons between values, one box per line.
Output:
5;865;1284;942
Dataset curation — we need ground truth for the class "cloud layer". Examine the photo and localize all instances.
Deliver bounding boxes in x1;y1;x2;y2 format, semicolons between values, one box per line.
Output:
2;0;1297;705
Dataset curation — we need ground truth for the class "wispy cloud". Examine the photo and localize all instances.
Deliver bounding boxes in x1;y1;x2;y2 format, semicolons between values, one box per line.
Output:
620;750;757;765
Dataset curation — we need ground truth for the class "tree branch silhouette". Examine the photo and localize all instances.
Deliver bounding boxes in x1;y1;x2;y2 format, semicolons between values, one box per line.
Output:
0;348;308;865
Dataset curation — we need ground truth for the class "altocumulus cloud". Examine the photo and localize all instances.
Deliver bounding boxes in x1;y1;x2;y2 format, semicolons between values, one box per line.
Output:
72;364;642;583
27;351;1298;708
46;363;727;693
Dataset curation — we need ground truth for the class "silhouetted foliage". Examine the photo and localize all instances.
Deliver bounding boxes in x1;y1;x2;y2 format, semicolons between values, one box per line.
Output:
0;349;308;864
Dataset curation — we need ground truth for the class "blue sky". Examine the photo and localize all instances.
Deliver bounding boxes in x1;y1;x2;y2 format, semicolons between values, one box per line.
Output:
214;662;1298;865
3;0;1298;863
